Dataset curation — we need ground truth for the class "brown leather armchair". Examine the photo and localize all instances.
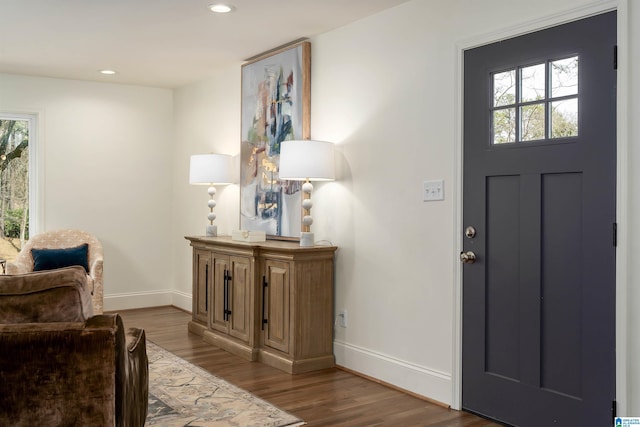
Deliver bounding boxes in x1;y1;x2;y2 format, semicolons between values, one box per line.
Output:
0;268;148;426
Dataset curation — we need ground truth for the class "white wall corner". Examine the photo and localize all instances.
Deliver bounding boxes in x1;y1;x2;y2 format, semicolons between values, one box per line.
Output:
171;290;193;313
334;340;452;406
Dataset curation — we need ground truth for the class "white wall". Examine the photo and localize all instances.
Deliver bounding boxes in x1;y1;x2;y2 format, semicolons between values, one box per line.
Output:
173;0;639;414
171;66;242;309
0;73;175;309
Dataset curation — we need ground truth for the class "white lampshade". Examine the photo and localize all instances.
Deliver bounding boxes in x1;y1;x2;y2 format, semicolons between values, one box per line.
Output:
279;140;335;181
189;154;233;185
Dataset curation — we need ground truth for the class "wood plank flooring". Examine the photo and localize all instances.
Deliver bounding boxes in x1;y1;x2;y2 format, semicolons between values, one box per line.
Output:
116;306;500;427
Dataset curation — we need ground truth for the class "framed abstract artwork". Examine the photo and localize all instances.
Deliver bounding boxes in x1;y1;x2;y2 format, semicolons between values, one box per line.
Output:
240;41;310;239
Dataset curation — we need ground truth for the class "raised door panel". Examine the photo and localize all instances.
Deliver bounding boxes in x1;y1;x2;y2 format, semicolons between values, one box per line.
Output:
228;256;253;343
193;249;210;324
263;259;290;354
292;258;334;359
210;254;229;333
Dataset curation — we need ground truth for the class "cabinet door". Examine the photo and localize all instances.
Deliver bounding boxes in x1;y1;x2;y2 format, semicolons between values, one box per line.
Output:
210;254;229;333
228;256;252;343
193;249;211;324
263;259;290;353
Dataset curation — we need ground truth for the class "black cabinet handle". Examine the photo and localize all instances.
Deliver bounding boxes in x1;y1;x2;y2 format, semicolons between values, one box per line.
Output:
225;270;232;319
205;262;209;312
223;269;228;321
261;275;268;330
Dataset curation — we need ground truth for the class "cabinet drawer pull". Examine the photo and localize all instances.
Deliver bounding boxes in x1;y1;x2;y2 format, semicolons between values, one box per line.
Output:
205;262;209;312
223;269;229;321
261;276;268;330
223;269;233;321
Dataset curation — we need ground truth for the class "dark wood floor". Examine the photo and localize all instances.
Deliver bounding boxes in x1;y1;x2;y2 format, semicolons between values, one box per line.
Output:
116;306;499;427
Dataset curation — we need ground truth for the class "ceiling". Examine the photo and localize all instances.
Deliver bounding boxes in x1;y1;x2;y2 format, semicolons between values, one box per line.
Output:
0;0;410;89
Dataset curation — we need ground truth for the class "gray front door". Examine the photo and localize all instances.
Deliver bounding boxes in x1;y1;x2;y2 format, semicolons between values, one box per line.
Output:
462;12;616;426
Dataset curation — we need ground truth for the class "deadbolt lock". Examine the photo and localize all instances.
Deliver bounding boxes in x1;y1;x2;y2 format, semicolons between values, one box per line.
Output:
465;226;476;239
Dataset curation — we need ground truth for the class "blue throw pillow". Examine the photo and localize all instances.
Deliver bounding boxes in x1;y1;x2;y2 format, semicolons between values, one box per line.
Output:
31;244;89;273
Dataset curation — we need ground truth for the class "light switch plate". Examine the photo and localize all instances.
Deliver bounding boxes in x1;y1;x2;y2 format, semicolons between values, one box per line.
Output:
423;179;444;201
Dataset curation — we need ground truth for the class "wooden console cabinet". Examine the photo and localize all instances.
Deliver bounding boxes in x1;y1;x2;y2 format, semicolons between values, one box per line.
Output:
185;236;337;374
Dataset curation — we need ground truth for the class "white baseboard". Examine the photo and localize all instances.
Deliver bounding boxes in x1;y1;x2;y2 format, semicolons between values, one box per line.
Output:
170;290;192;312
104;290;192;313
334;340;452;406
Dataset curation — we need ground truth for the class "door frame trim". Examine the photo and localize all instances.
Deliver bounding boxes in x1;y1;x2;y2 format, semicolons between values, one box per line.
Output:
452;0;628;412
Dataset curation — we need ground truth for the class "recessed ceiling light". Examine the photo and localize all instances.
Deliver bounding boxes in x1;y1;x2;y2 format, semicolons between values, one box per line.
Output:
209;4;234;13
99;69;117;75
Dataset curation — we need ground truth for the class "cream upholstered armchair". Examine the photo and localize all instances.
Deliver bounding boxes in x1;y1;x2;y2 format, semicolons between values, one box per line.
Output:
6;229;104;314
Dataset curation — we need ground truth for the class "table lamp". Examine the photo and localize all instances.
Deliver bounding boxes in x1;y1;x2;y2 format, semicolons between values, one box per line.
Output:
189;153;233;236
278;140;335;246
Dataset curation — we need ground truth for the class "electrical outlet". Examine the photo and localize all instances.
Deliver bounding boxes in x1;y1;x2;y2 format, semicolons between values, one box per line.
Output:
338;309;348;328
423;179;444;201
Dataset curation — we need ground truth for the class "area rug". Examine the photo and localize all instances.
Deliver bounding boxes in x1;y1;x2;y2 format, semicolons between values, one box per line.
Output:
146;341;305;427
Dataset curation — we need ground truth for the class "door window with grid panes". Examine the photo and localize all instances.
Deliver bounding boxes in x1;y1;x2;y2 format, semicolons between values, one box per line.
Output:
492;56;578;144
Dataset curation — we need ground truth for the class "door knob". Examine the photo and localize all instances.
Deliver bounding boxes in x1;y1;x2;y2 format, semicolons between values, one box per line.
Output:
460;251;476;264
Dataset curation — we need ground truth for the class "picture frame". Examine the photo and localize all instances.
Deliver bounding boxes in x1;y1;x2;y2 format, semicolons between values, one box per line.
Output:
240;41;310;240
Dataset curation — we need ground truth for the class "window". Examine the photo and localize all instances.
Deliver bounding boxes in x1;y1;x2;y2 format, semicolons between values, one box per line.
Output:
492;56;579;145
0;114;36;262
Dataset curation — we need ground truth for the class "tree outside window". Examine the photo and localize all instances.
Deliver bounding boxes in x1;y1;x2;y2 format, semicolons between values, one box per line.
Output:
0;118;29;262
492;56;579;144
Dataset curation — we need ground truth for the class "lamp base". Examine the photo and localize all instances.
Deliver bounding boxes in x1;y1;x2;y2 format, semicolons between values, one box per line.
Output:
206;225;218;237
300;232;314;247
